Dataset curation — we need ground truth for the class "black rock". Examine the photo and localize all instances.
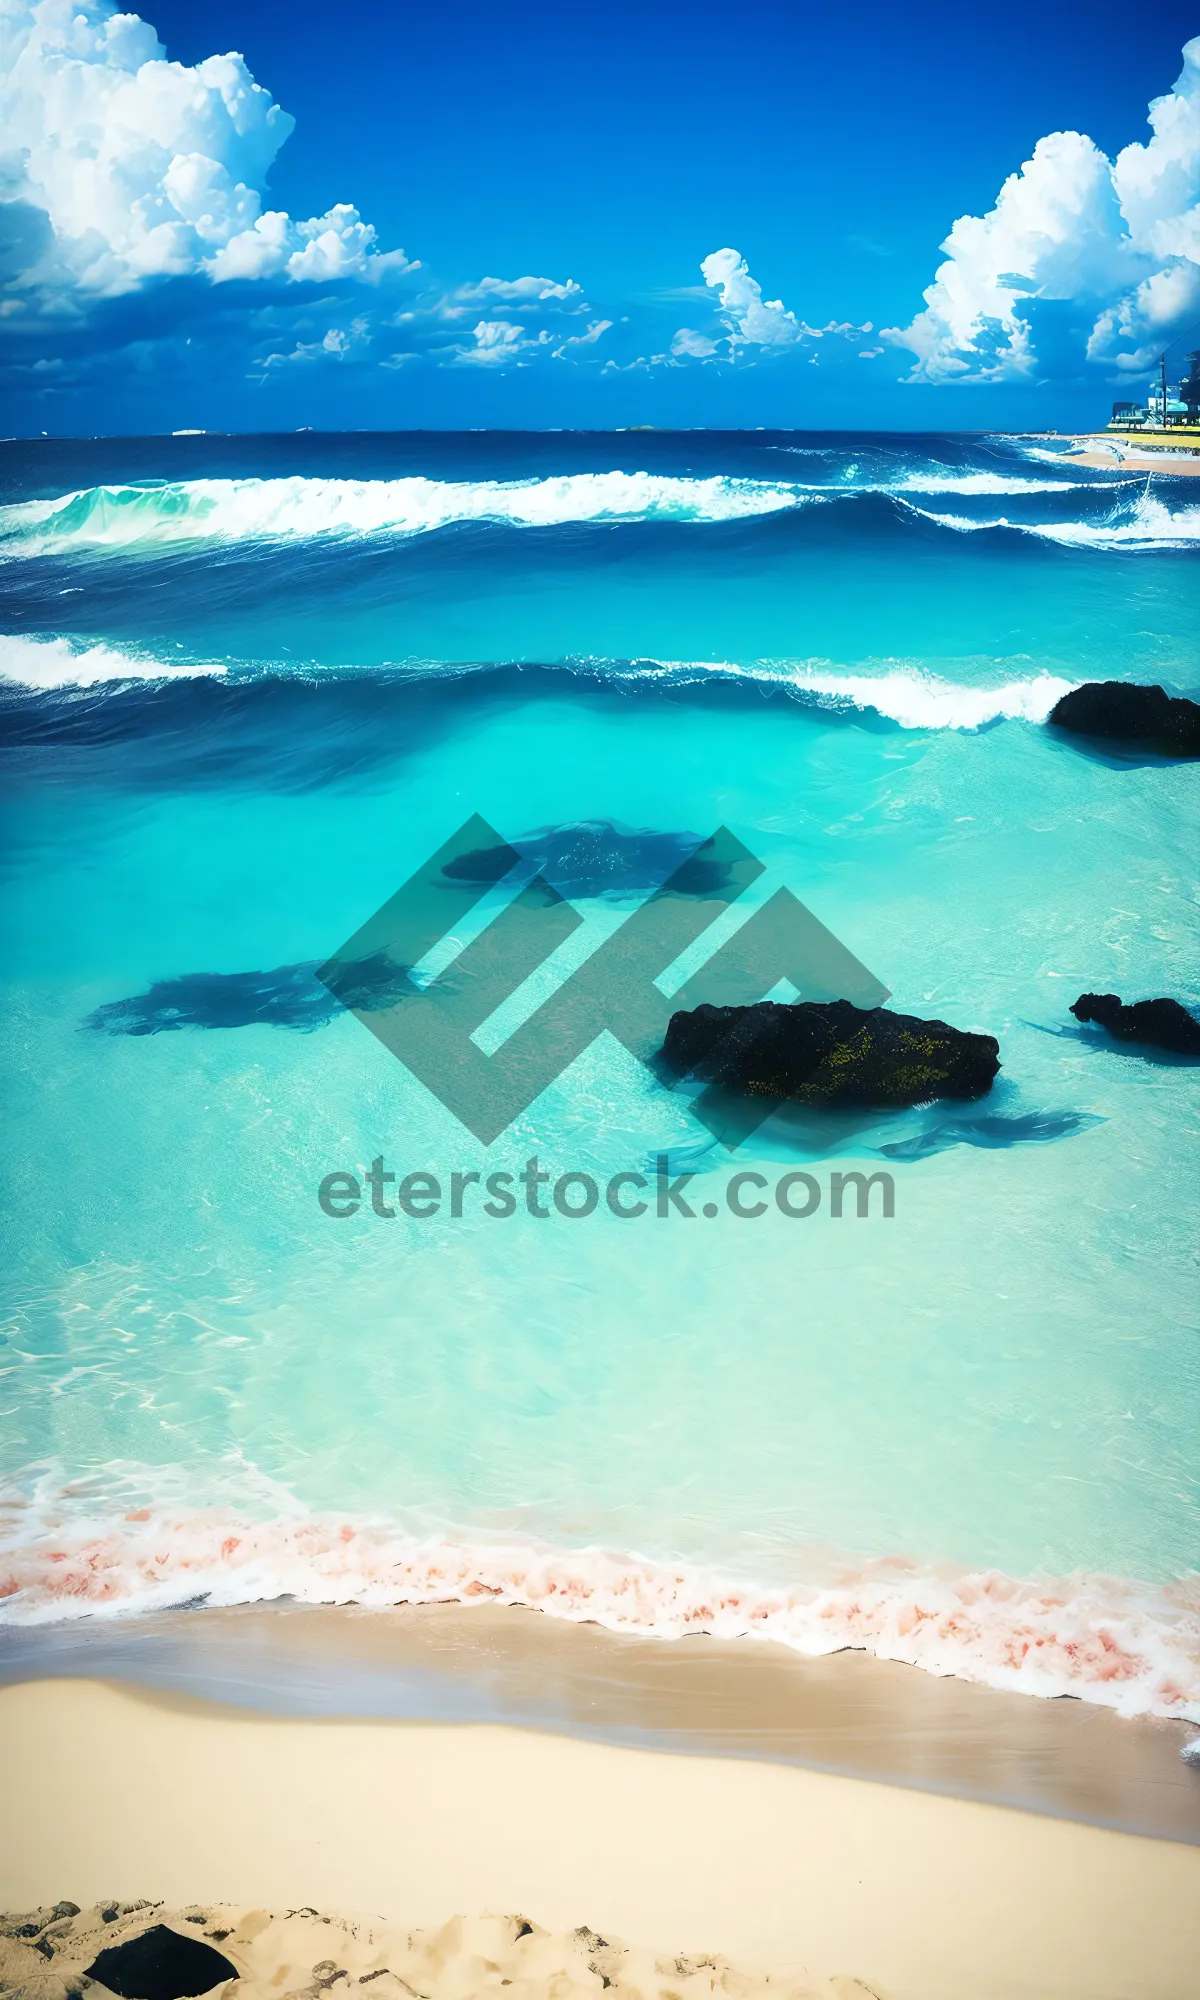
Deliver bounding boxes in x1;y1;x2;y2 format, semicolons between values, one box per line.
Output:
85;1925;238;2000
1047;682;1200;756
1071;993;1200;1055
661;999;1000;1107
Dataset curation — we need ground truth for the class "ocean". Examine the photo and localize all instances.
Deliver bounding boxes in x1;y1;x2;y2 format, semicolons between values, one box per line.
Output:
1;428;1197;1723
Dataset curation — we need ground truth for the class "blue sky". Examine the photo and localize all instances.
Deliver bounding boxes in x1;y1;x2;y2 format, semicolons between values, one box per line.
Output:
3;0;1200;433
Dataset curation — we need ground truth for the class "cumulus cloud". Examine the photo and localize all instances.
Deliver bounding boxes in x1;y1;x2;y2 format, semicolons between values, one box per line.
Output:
671;249;872;362
699;247;803;348
450;318;551;366
886;36;1200;381
0;0;414;298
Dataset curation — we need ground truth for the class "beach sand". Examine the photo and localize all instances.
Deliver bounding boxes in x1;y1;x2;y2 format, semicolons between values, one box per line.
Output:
1044;433;1200;473
0;1895;875;2000
1065;450;1200;473
2;1648;1199;2000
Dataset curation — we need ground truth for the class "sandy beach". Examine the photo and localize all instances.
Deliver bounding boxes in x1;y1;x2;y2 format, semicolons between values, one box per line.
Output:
3;1606;1200;2000
3;1673;1199;2000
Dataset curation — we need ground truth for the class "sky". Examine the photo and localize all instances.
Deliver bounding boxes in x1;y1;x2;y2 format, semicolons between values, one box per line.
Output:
3;0;1200;434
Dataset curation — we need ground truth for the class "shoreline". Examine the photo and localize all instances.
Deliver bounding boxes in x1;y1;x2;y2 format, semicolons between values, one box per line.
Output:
1024;430;1200;473
3;1674;1199;2000
3;1600;1197;1842
5;1504;1198;1728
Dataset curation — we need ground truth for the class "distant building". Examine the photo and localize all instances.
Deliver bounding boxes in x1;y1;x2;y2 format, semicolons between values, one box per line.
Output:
1146;385;1188;423
1108;363;1199;431
1108;399;1147;429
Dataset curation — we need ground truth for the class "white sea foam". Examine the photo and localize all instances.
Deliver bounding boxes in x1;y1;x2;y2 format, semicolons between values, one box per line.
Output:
1026;493;1200;548
772;447;1100;494
0;472;804;549
0;632;226;688
1;469;1181;557
0;634;1076;726
893;472;1090;495
1;1491;1196;1721
772;664;1075;728
906;490;1200;551
631;659;1077;728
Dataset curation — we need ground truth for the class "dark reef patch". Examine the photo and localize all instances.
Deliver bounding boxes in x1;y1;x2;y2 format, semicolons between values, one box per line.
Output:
1048;681;1200;757
441;819;734;900
85;951;414;1035
86;962;334;1034
661;999;1000;1109
1070;992;1200;1056
877;1109;1104;1162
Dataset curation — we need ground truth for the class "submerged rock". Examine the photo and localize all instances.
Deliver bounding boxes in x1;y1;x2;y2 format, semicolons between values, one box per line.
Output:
1047;681;1200;756
1071;992;1200;1055
85;1926;238;2000
661;999;1000;1107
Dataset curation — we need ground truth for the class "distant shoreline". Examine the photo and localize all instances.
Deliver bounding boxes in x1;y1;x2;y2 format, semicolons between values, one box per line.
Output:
1022;431;1200;473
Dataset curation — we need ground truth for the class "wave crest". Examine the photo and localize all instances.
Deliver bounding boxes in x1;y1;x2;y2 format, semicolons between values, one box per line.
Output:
0;632;225;688
0;465;1167;555
0;472;804;549
722;663;1075;728
905;489;1200;551
0;634;1075;726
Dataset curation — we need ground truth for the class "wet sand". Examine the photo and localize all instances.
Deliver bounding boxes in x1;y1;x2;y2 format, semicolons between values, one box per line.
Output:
3;1600;1197;1841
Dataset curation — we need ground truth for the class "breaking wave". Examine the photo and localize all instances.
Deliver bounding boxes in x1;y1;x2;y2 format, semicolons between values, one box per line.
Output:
0;464;1180;556
1;1482;1196;1722
892;473;1089;495
0;632;226;688
0;633;1075;728
689;661;1075;727
906;489;1200;551
0;472;806;549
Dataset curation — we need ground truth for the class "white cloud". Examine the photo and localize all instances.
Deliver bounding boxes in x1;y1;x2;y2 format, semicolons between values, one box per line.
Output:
442;305;608;370
552;318;611;357
0;0;414;297
452;319;533;366
672;250;872;362
255;319;368;370
439;274;585;317
369;274;602;370
699;247;803;348
670;326;719;359
886;37;1200;381
601;353;672;372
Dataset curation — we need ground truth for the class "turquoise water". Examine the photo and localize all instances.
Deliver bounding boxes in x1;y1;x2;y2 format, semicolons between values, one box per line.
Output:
1;432;1197;1715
